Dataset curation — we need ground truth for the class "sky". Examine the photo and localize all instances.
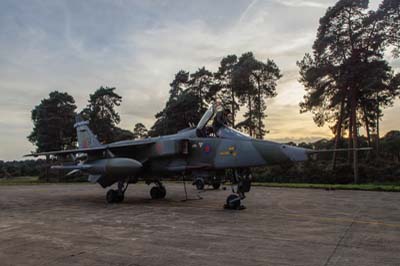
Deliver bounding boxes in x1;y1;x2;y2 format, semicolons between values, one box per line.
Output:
0;0;399;160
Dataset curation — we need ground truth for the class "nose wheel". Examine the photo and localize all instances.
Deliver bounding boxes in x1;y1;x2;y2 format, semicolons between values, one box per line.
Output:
225;194;241;209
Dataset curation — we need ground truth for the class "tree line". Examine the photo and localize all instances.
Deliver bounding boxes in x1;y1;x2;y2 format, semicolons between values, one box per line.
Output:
28;87;135;153
149;52;282;139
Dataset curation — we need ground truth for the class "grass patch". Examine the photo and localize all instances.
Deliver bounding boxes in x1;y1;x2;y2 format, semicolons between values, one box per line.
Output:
0;176;89;186
252;182;400;192
0;176;43;185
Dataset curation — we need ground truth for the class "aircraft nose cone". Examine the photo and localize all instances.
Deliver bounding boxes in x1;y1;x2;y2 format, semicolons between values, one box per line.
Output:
280;145;309;162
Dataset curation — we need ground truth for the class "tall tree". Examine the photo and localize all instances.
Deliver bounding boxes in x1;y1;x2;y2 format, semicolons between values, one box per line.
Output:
28;91;77;152
82;86;122;143
149;91;204;136
233;53;258;136
149;71;205;136
378;0;400;57
188;67;214;108
169;70;189;102
214;55;239;126
132;123;148;139
233;52;281;138
298;0;399;181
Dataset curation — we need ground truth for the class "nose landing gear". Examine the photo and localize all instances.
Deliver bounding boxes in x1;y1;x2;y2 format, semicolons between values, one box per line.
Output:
224;169;252;210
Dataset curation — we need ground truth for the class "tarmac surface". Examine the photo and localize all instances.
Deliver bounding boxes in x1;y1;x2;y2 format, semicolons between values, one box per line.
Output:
0;183;400;266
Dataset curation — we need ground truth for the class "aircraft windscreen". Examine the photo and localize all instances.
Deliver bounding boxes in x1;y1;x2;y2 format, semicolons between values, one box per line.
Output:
217;126;251;140
196;104;215;130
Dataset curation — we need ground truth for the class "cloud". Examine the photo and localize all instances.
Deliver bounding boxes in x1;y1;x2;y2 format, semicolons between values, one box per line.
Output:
278;0;330;8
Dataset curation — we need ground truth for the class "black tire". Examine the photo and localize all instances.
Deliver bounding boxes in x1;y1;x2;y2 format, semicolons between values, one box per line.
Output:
226;194;241;209
212;182;221;190
195;180;205;190
158;186;166;199
150;187;159;199
150;186;165;199
116;193;124;203
106;189;118;203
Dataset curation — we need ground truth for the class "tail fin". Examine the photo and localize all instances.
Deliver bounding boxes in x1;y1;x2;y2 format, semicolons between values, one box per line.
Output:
74;115;102;148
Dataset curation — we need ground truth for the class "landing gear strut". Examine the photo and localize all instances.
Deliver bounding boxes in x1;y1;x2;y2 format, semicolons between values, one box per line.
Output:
224;169;252;210
106;180;128;203
149;180;166;199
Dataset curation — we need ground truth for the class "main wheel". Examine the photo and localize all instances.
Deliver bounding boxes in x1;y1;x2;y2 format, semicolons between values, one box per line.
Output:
158;186;166;199
106;189;118;203
116;193;124;203
150;186;166;199
226;194;241;209
195;179;205;190
212;182;221;190
150;187;159;199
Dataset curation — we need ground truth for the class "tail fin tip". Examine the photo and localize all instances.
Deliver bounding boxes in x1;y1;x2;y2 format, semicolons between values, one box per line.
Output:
74;117;101;148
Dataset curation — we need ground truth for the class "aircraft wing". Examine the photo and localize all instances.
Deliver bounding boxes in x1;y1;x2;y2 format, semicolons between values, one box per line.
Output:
25;139;156;157
24;146;106;157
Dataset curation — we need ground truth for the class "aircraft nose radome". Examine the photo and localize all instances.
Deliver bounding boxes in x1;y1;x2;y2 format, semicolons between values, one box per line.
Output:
280;145;309;162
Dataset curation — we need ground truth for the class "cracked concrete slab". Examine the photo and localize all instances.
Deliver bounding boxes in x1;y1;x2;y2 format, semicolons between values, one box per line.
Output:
0;183;399;266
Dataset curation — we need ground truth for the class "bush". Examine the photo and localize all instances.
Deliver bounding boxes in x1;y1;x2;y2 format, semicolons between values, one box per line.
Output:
253;160;400;184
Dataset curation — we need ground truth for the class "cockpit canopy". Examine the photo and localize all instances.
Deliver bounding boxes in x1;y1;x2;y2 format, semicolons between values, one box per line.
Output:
196;104;214;130
196;102;251;140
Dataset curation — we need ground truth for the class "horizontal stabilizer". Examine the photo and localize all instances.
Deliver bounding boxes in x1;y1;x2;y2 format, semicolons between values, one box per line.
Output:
88;174;102;183
66;169;81;176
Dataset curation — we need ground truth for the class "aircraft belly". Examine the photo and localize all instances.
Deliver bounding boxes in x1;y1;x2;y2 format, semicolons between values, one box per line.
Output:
148;158;189;174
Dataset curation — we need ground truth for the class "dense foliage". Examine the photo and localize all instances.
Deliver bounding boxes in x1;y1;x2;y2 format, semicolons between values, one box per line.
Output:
297;0;400;181
82;87;134;143
150;52;282;138
0;160;45;178
28;91;77;152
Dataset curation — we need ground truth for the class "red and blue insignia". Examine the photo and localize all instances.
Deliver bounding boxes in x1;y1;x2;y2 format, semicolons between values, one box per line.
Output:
203;144;212;154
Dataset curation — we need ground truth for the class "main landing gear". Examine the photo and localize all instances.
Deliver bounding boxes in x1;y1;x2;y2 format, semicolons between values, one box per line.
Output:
193;177;222;190
106;180;128;203
148;180;166;199
224;169;252;210
194;178;205;190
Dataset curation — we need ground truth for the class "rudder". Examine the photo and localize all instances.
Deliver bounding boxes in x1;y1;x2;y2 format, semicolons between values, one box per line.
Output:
74;116;102;148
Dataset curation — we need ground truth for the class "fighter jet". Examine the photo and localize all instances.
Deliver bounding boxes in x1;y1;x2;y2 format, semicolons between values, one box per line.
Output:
26;103;368;209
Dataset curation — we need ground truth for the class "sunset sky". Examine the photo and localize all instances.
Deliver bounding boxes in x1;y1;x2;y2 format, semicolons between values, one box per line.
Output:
0;0;399;160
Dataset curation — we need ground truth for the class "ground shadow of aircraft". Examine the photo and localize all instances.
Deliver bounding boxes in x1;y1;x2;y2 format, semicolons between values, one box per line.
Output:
26;103;370;209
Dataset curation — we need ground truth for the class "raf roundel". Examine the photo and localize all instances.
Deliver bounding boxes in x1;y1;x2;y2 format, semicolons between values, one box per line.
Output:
203;144;212;154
